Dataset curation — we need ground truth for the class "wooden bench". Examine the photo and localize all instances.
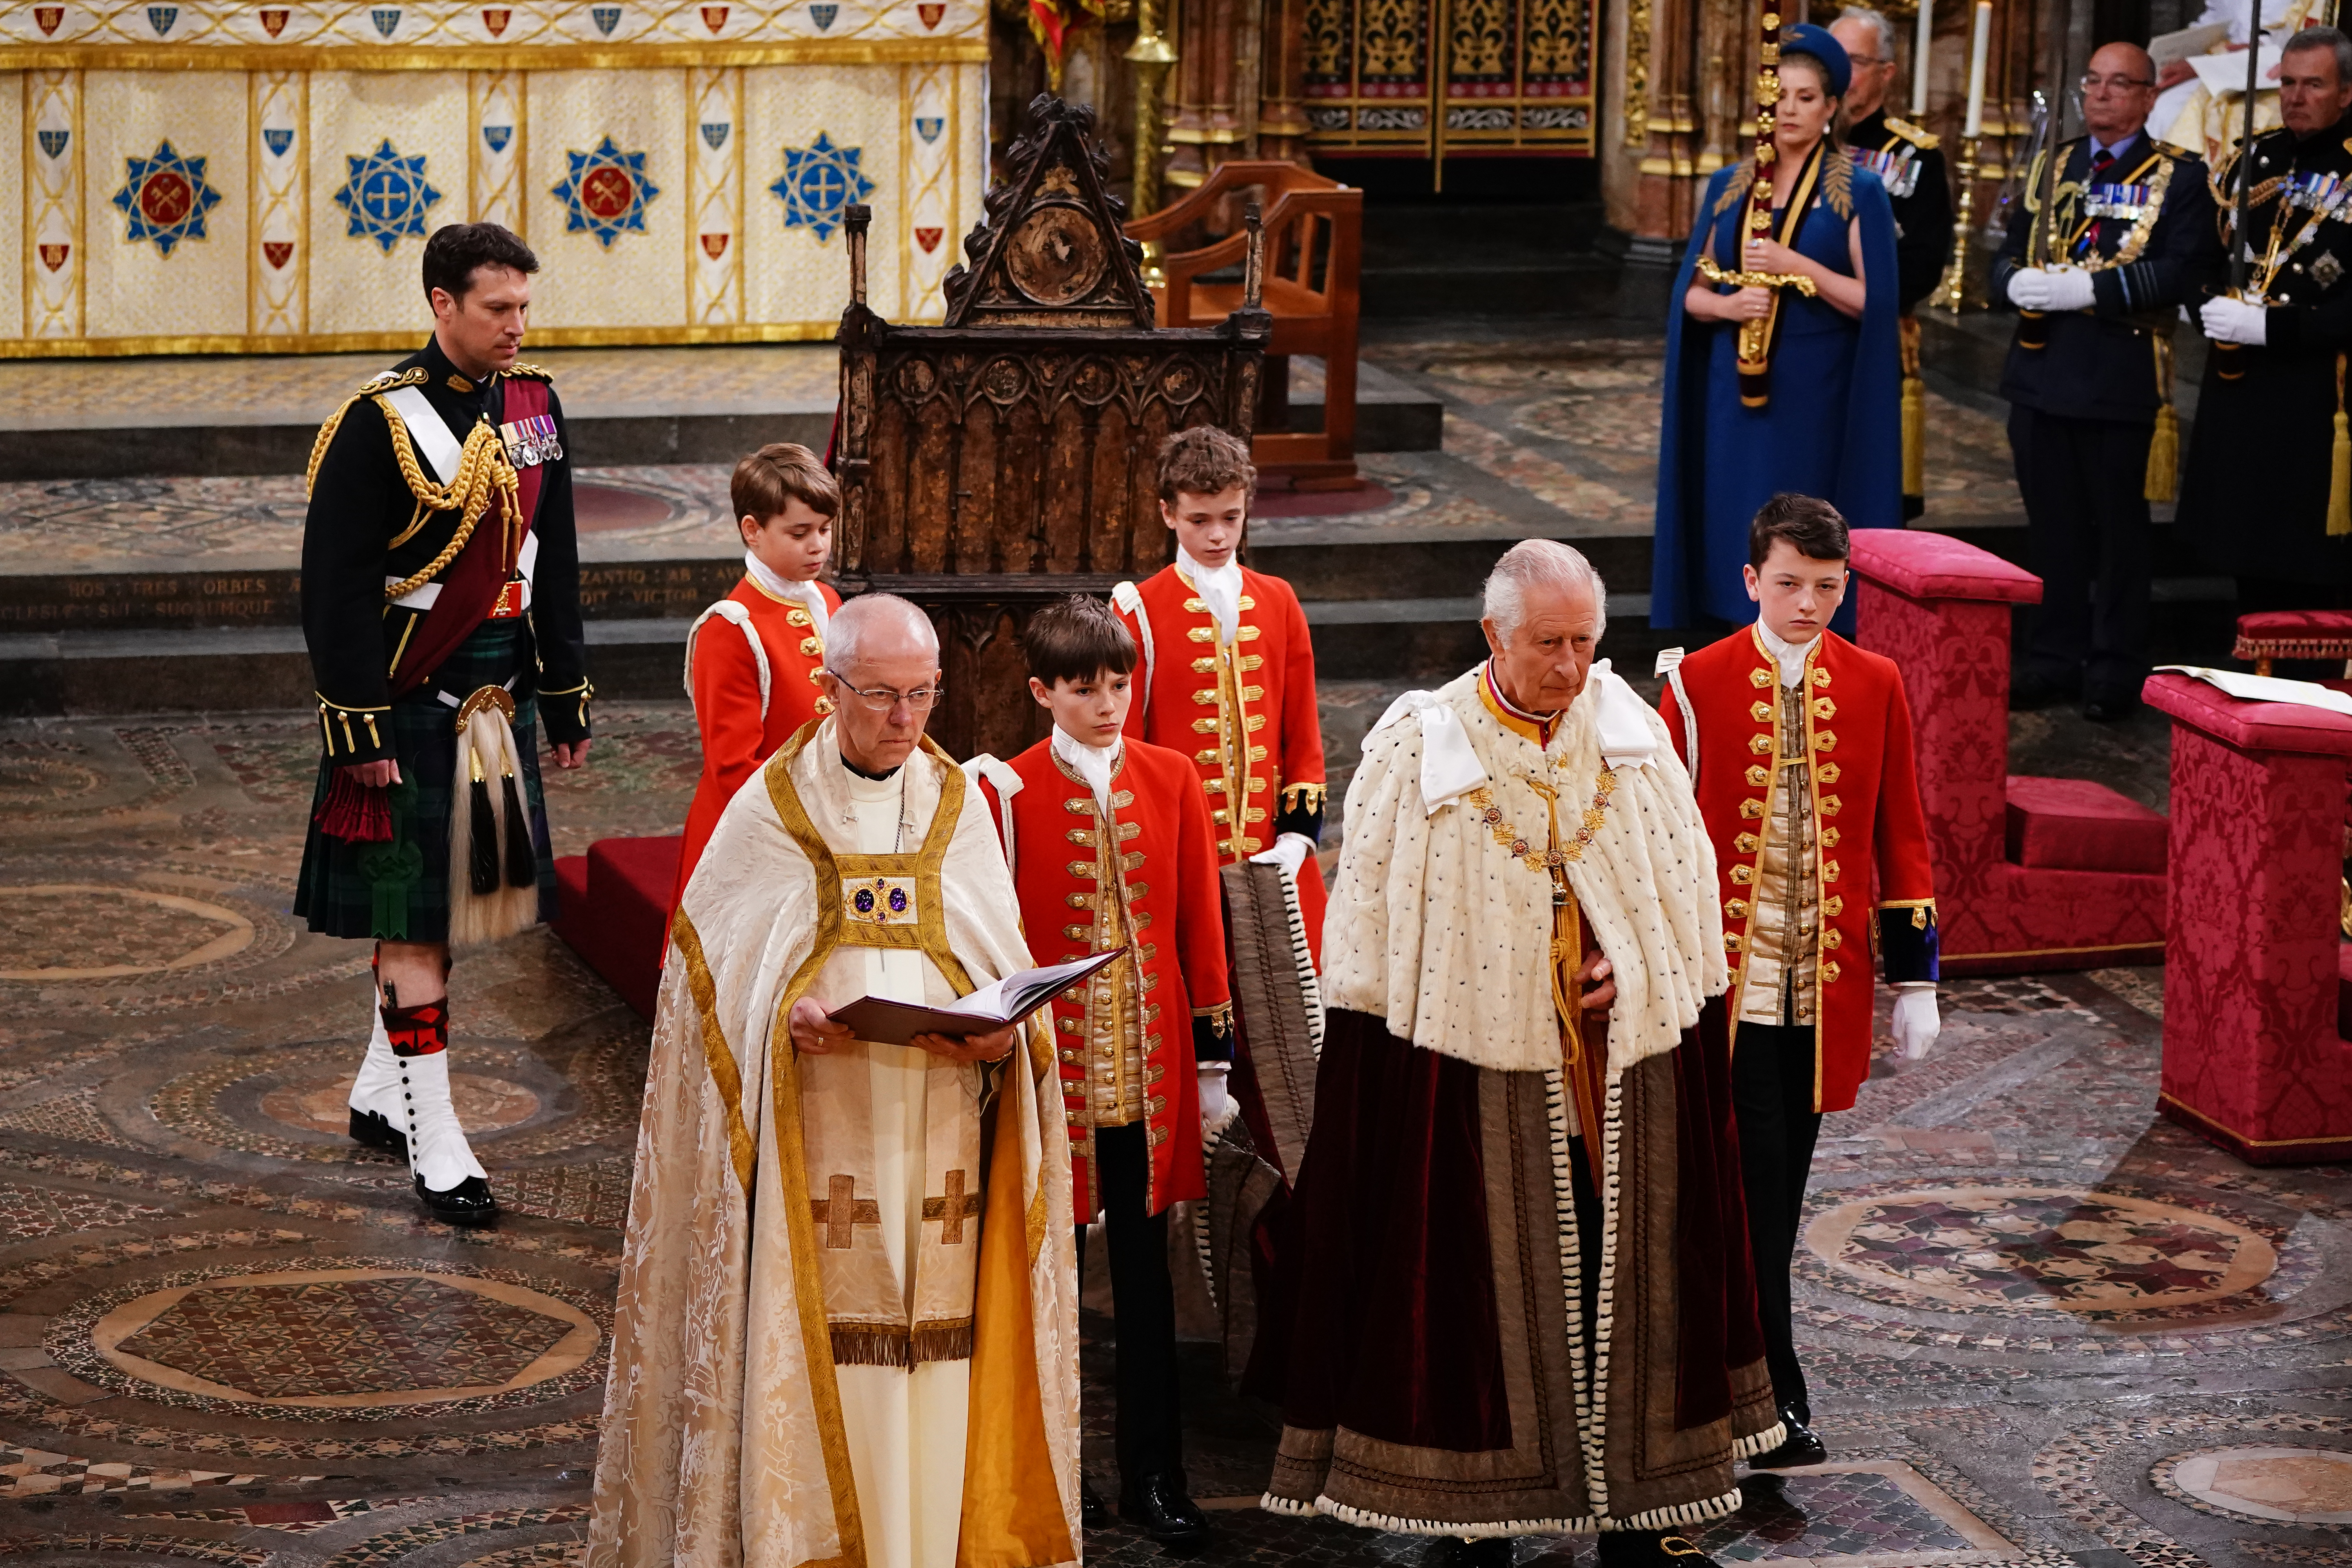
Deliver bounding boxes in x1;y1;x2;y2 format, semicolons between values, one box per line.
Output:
1125;161;1363;491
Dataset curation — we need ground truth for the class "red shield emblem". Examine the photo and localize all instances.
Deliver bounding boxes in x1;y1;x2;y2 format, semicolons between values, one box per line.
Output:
262;240;295;269
259;7;287;32
481;5;508;31
581;165;635;220
700;4;725;27
37;243;69;272
916;2;943;25
34;5;63;31
138;169;195;226
915;227;943;253
700;232;730;260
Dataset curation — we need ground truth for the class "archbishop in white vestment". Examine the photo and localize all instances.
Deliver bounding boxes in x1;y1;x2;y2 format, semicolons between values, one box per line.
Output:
588;597;1079;1568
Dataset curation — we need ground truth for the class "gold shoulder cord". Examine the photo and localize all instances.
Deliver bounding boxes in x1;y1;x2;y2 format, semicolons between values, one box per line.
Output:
304;369;521;605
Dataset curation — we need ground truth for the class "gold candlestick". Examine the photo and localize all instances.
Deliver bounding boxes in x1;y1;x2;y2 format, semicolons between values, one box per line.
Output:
1125;0;1177;287
1933;134;1982;312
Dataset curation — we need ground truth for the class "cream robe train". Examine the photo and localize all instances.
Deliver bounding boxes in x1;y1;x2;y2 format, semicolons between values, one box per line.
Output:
588;721;1081;1568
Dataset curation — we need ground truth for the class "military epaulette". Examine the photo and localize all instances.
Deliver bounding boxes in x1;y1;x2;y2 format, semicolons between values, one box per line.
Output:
503;362;555;381
1882;115;1939;151
357;366;428;394
2148;136;2196;160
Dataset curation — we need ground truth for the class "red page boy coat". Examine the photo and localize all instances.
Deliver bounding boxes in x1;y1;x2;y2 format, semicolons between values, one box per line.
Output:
1659;626;1938;1113
976;736;1232;1217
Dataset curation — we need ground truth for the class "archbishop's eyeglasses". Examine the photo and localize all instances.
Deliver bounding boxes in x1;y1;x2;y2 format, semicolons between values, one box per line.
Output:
825;670;946;712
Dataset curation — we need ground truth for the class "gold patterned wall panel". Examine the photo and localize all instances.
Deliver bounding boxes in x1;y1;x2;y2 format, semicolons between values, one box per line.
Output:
2;0;987;50
249;68;306;335
1301;0;1595;158
20;69;80;339
686;64;742;323
524;67;686;327
306;70;469;336
0;74;24;339
81;69;247;338
741;60;896;326
470;69;525;230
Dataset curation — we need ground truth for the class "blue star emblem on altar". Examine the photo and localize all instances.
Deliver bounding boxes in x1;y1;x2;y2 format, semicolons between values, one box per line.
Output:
111;140;220;257
333;139;443;254
551;136;659;248
771;132;873;243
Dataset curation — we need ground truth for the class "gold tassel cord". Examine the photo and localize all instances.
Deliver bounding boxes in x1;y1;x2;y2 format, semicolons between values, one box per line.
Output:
1899;315;1924;499
2330;353;2350;538
2145;335;2179;505
376;405;522;603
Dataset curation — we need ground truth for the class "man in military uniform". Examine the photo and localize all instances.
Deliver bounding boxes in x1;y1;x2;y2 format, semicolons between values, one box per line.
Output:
2182;26;2352;610
1995;41;2220;720
1833;5;1955;519
296;221;592;1225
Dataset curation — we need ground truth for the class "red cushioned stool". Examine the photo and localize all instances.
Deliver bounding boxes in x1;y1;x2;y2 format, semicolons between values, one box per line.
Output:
550;835;682;1020
2004;775;2169;875
2234;610;2352;677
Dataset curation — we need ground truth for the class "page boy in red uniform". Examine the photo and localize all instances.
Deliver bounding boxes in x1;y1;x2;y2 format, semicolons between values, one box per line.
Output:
1656;493;1941;1473
1112;426;1330;962
671;443;842;911
966;594;1232;1552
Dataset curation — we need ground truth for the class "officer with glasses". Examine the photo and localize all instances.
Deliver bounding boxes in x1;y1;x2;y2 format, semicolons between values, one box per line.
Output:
1993;40;2218;722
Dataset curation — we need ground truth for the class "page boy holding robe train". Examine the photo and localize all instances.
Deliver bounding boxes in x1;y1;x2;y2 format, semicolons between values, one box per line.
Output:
965;593;1234;1553
672;442;844;911
1655;493;1941;1473
1112;426;1331;964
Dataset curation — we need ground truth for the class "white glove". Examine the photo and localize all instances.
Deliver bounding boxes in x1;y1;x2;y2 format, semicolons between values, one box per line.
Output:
1891;986;1941;1061
2201;294;2269;346
1198;1065;1237;1136
2043;267;2096;312
2006;267;2054;309
1249;832;1315;877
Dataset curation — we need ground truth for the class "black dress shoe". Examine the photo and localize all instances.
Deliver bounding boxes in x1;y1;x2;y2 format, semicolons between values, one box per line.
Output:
1119;1472;1210;1553
1435;1536;1514;1568
1748;1404;1828;1469
1081;1477;1111;1532
2083;695;2138;723
1597;1530;1717;1568
416;1173;498;1226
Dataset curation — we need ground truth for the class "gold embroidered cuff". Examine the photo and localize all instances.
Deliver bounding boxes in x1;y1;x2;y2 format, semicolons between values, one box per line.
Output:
1279;781;1328;809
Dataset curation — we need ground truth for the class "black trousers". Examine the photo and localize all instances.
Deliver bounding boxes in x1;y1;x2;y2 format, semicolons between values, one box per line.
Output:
2007;405;2155;707
1076;1122;1182;1486
1731;1021;1824;1423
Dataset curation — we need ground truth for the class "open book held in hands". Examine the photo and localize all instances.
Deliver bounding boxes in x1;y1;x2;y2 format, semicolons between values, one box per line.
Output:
824;948;1128;1047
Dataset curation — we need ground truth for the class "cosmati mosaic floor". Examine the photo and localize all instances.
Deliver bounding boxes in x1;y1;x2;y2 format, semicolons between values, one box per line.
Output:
2;686;2346;1568
0;330;2029;576
0;332;2328;1568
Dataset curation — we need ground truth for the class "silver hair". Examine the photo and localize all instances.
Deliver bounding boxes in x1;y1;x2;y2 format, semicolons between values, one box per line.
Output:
1481;539;1607;642
2285;25;2352;85
826;592;940;672
1837;5;1898;63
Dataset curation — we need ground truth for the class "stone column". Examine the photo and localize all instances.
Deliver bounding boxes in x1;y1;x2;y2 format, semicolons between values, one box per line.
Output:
2143;673;2352;1166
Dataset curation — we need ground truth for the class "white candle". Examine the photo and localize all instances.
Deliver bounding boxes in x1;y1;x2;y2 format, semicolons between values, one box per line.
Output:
1962;0;1992;137
1913;0;1934;114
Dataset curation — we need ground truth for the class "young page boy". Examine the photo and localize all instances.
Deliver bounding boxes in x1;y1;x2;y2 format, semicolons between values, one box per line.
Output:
672;443;842;910
1112;426;1330;963
1655;493;1940;1472
965;594;1233;1551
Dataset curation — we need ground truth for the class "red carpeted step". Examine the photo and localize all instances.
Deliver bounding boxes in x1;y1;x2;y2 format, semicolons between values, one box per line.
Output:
550;835;682;1020
2003;775;2168;876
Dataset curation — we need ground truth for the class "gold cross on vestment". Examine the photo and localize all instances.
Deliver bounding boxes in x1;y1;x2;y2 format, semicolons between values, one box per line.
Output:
811;1174;882;1249
922;1168;982;1244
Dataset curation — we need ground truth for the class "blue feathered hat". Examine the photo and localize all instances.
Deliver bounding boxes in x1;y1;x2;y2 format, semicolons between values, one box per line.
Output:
1778;21;1852;97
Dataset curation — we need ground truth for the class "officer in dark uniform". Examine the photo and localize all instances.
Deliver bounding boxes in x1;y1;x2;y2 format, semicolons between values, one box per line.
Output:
1833;6;1956;520
294;221;592;1224
1994;41;2220;720
2182;26;2352;611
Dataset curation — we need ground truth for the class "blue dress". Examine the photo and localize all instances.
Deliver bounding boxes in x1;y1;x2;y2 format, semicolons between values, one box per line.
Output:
1651;146;1903;629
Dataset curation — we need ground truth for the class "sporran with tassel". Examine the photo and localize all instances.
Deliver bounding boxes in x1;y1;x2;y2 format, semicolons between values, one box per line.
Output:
448;685;540;947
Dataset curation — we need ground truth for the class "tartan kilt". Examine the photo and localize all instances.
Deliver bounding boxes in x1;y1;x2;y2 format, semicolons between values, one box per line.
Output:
294;620;557;943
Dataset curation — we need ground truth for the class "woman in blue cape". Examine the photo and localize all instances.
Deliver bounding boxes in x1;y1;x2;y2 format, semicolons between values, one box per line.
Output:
1651;23;1904;630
